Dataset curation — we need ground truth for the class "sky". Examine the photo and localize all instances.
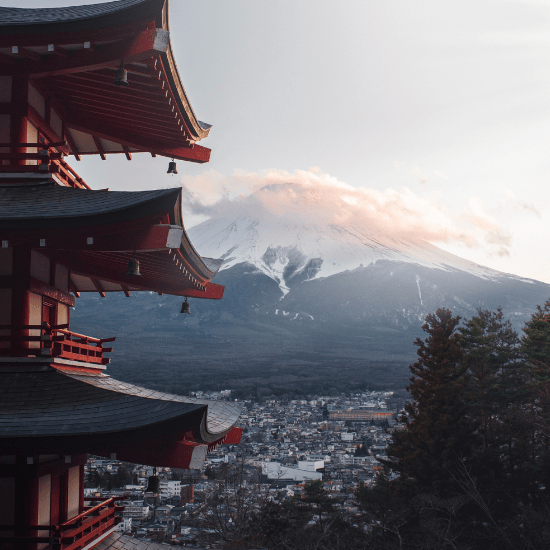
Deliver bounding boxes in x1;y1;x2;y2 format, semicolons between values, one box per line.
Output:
15;0;550;283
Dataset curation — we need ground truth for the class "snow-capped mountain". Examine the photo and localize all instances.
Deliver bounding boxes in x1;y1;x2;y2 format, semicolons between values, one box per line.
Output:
71;182;550;391
188;182;522;294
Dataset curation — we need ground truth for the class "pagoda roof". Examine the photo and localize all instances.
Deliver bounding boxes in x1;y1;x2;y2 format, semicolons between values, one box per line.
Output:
0;0;155;26
0;183;224;298
0;0;212;163
0;366;241;455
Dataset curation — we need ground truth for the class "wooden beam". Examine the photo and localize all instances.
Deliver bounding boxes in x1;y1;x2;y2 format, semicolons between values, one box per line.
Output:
94;67;164;88
14;29;170;78
92;135;106;160
64;129;81;161
55;72;171;101
67;119;210;163
42;225;184;253
183;283;224;300
12;46;41;62
48;86;179;122
91;278;106;298
0;52;15;65
122;285;131;297
47;44;68;58
122;146;132;161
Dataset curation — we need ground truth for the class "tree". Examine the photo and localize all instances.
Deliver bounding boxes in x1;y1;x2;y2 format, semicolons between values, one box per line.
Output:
387;308;473;496
303;480;333;532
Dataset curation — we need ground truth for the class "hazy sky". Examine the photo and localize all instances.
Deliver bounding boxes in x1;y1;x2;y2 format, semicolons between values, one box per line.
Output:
14;0;550;283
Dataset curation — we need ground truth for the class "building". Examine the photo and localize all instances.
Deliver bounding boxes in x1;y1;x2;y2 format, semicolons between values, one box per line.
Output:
159;480;181;498
262;462;323;482
180;484;194;504
329;410;393;421
0;1;242;549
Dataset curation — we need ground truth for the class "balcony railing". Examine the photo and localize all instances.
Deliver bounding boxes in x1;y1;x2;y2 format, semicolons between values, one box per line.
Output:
0;496;125;550
0;322;115;366
0;140;90;189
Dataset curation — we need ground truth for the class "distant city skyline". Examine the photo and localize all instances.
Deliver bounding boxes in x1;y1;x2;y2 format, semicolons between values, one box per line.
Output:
17;0;550;283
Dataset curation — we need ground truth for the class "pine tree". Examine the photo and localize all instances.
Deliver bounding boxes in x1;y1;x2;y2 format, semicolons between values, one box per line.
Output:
459;308;525;504
387;308;473;496
520;300;550;499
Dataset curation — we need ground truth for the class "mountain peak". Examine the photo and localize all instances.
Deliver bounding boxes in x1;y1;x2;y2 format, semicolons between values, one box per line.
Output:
188;183;514;292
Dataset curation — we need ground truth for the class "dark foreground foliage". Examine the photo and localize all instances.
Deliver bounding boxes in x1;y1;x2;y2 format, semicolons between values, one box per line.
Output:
225;302;550;549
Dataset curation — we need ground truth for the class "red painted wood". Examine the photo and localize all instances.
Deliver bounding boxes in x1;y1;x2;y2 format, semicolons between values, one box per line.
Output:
79;464;84;515
0;18;156;48
10;29;164;78
50;474;61;525
223;427;243;444
29;277;76;307
183;283;225;300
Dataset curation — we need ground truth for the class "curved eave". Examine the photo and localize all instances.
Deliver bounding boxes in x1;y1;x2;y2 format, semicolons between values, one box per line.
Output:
0;367;241;454
0;0;211;150
0;0;166;35
161;43;210;141
0;184;223;297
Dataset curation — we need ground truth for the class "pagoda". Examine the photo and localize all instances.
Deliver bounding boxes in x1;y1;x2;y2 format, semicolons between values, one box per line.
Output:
0;2;242;549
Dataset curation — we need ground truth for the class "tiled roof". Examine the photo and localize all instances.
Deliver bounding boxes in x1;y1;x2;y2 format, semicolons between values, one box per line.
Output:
0;184;179;222
65;371;242;436
0;0;151;25
95;532;174;550
0;367;206;439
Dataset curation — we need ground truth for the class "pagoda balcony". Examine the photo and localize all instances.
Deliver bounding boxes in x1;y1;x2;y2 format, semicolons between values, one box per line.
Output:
0;141;90;189
0;496;124;550
0;323;115;366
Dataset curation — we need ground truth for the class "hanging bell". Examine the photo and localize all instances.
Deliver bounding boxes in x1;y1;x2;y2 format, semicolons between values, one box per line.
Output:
167;159;178;175
125;251;141;276
113;61;129;87
145;475;160;494
180;298;190;314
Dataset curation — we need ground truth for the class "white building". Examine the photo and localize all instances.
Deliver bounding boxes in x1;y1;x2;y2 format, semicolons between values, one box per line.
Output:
122;504;149;521
159;480;181;498
340;456;377;466
341;432;355;442
297;460;324;472
262;462;322;481
117;517;132;532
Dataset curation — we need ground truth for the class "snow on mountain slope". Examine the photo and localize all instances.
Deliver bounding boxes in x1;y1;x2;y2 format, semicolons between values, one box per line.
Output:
187;183;522;292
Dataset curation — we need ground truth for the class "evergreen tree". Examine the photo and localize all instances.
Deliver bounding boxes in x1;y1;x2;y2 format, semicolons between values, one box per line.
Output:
521;300;550;498
387;308;473;496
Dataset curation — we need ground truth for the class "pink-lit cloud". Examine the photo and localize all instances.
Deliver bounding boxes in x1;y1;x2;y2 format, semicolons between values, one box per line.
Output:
180;167;537;257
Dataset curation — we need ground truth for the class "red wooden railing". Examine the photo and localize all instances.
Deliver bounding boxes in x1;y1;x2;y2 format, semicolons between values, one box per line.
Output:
0;496;125;550
0;140;90;189
0;322;115;365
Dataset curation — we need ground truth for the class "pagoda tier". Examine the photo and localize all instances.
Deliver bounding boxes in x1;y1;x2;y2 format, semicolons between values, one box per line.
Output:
0;367;242;466
0;0;211;164
0;183;224;298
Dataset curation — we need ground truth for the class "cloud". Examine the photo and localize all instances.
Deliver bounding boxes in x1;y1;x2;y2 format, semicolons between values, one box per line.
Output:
504;189;541;217
180;167;536;258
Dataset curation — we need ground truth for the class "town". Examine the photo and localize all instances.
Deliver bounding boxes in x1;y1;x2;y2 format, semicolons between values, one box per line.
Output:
84;390;404;547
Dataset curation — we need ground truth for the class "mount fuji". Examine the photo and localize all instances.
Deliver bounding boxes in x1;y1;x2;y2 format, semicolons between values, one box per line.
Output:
71;183;550;393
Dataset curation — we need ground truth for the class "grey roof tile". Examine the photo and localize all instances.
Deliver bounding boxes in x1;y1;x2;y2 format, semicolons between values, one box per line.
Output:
0;0;150;25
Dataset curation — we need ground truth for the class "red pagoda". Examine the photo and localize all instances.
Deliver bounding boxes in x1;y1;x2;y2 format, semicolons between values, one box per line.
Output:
0;1;242;549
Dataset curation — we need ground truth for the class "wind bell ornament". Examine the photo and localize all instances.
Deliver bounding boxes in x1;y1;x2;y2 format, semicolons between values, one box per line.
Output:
167;158;178;175
180;297;190;314
146;467;160;495
113;60;129;87
125;251;141;276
